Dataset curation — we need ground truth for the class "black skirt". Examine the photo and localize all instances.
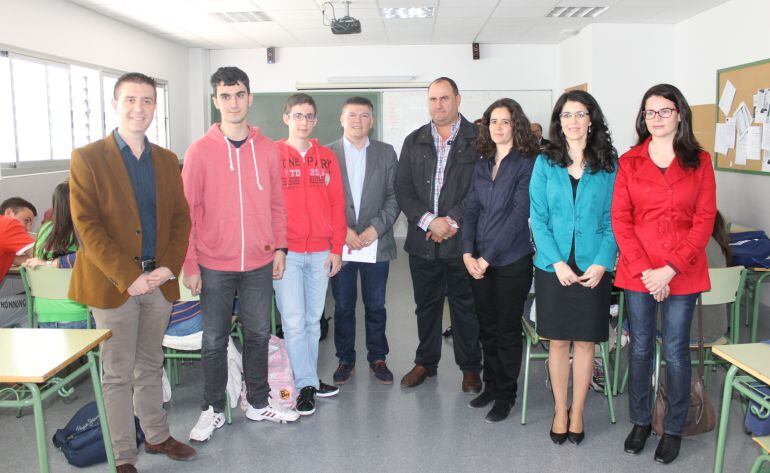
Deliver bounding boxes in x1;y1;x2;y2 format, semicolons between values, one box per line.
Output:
535;248;612;343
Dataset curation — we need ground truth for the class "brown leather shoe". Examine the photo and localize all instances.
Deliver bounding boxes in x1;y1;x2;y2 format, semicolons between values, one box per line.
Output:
400;364;437;387
144;436;197;461
117;465;138;473
462;371;482;394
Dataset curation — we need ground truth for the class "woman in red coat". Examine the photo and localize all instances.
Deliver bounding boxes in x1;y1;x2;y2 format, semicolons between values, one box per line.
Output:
611;83;716;465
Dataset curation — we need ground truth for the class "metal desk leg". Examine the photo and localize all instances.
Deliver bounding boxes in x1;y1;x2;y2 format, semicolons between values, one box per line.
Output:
613;292;625;396
751;273;770;343
23;382;48;473
88;351;117;473
713;364;738;473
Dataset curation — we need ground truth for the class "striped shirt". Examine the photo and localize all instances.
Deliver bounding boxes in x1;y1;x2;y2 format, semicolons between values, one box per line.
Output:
418;116;462;231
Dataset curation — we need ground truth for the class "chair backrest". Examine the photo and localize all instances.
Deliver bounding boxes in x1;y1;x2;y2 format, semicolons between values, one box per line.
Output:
22;265;73;300
701;266;745;306
177;273;199;302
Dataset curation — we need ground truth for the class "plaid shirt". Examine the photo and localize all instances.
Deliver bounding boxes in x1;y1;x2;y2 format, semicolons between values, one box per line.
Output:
417;116;462;231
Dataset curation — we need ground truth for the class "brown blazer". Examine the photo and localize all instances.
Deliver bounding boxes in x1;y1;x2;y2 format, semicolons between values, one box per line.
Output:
68;134;191;309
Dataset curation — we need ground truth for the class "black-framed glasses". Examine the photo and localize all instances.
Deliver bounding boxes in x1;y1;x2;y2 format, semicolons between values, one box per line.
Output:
559;111;590;120
287;112;317;122
642;108;678;119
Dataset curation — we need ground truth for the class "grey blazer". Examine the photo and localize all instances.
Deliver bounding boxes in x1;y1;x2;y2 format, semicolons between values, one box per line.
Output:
327;138;400;261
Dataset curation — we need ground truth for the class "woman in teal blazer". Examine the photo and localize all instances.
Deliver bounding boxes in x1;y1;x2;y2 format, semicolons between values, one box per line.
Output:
529;90;618;445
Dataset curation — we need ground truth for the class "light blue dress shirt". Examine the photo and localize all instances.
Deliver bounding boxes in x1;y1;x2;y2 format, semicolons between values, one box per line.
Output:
343;136;369;221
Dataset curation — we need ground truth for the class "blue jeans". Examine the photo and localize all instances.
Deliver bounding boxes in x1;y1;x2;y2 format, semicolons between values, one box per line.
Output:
200;264;273;411
331;261;390;365
38;318;93;329
273;251;330;390
625;290;698;435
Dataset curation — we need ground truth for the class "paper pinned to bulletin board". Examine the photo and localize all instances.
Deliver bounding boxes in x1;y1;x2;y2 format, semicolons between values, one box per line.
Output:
714;58;770;175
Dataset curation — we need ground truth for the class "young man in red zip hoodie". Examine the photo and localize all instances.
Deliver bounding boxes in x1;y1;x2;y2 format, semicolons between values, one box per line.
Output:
275;93;346;415
182;67;299;443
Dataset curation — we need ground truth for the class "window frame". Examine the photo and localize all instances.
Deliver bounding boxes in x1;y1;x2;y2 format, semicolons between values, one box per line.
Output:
0;47;170;177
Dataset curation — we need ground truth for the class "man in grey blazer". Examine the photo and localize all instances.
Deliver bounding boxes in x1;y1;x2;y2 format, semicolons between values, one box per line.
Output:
327;96;400;385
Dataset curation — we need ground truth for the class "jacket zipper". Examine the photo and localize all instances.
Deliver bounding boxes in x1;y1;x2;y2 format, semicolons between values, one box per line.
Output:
235;146;245;271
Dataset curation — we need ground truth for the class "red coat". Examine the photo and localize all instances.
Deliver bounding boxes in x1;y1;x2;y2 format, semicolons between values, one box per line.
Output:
611;137;716;295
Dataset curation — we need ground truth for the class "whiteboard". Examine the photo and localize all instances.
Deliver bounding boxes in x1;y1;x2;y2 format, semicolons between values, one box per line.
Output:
381;89;553;156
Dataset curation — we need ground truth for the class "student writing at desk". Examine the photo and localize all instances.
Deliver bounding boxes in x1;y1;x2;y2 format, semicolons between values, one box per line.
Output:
0;197;36;282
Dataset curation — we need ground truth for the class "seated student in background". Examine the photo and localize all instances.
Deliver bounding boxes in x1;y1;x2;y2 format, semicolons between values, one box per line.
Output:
22;181;90;328
275;93;346;415
0;197;36;281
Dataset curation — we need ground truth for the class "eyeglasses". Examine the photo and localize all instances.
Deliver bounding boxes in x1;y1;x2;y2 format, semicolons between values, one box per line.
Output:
287;112;317;122
642;108;678;120
559;111;590;120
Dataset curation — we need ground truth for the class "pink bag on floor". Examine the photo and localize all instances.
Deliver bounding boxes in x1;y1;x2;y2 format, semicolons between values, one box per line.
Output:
241;335;296;410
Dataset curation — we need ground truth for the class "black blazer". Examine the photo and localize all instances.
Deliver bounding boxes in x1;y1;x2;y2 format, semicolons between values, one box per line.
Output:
394;115;479;260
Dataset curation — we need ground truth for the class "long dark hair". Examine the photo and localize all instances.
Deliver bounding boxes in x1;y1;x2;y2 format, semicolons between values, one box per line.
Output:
474;98;539;160
712;210;731;263
635;83;703;170
544;90;617;173
38;180;77;258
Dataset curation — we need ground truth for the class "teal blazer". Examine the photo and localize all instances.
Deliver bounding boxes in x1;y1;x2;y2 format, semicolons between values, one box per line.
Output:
529;154;618;272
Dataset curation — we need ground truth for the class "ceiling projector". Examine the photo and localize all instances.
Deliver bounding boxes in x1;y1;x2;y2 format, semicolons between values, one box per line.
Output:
323;1;362;35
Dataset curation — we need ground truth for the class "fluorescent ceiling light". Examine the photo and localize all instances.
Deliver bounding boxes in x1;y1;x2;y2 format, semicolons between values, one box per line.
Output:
209;11;271;23
381;7;435;19
547;6;608;18
328;75;416;83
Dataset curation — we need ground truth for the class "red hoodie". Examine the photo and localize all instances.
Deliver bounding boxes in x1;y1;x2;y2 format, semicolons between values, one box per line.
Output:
182;125;287;275
276;139;346;255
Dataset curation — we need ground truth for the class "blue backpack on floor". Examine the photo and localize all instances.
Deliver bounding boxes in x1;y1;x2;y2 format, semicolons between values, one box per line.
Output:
52;401;145;468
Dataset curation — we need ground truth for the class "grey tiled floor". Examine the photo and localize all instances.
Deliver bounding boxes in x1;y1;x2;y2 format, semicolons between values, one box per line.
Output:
1;244;768;472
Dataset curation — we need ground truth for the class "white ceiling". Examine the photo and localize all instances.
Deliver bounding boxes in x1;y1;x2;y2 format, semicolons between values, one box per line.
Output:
66;0;730;48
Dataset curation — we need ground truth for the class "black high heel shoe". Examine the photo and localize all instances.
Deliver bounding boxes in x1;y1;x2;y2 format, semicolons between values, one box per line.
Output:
567;410;585;445
550;410;569;445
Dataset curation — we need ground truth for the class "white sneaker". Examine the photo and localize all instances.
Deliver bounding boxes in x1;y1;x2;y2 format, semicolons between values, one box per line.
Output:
245;397;300;423
189;407;226;443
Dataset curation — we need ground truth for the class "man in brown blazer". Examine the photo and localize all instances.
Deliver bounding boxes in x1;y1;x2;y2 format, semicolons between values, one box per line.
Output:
69;72;194;473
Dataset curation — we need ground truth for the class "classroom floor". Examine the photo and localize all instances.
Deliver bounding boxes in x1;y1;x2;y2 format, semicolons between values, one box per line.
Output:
2;243;769;473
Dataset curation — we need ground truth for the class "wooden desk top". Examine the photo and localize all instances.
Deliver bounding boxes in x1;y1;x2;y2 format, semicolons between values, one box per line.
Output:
712;343;770;385
0;329;111;383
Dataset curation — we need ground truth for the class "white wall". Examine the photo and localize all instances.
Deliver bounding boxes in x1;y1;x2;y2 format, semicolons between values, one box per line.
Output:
0;0;192;226
675;0;770;234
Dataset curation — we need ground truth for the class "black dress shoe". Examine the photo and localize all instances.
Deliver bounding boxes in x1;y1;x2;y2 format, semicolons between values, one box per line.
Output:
468;391;495;408
484;400;512;423
624;424;652;454
550;411;569;445
567;410;585;445
654;433;682;464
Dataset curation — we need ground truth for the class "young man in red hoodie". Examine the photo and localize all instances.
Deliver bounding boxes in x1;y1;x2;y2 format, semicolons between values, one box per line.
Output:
275;93;346;415
182;67;299;442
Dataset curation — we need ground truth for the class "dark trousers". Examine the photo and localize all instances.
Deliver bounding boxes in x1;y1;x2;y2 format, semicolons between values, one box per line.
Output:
470;255;533;402
200;264;273;412
408;254;482;372
625;290;699;435
331;261;390;365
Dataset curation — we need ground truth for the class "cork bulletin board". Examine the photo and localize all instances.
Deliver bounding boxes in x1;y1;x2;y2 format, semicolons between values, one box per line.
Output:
715;58;770;175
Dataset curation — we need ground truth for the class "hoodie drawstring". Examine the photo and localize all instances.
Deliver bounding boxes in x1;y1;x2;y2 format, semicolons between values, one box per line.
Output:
250;139;263;191
225;136;234;171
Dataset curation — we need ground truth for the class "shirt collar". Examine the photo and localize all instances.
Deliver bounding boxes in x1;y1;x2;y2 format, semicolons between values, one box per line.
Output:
343;136;369;153
430;115;462;142
113;128;151;154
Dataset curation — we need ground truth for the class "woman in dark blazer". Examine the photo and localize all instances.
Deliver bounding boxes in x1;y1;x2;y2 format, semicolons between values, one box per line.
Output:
529;90;618;445
612;84;716;464
461;98;538;423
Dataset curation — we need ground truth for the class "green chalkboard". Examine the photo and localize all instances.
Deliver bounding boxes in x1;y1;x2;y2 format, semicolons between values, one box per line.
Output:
210;91;381;146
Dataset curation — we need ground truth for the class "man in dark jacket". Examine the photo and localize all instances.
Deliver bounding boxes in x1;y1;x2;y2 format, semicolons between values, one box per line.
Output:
394;77;482;392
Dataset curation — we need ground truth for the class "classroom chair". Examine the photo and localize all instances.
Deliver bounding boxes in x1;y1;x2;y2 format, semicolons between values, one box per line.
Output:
520;316;616;425
751;436;770;473
619;266;745;394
